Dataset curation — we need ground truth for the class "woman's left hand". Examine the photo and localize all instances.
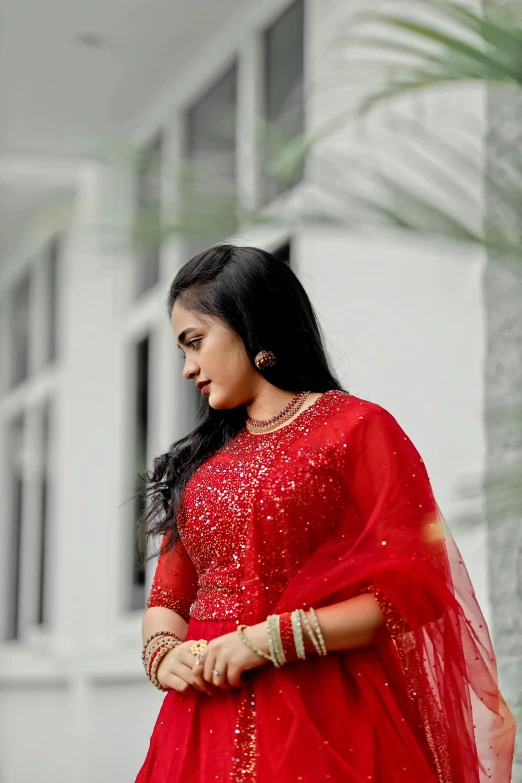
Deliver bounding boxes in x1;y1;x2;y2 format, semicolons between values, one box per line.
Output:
199;624;269;689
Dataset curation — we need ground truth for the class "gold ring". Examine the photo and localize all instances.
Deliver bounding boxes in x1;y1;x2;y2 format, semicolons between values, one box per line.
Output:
190;639;208;657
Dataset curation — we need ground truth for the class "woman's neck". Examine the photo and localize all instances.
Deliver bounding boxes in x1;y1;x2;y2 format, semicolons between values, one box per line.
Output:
245;388;323;428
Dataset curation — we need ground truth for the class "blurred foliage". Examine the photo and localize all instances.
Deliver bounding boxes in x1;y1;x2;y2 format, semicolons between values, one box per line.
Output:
342;0;522;110
308;0;522;275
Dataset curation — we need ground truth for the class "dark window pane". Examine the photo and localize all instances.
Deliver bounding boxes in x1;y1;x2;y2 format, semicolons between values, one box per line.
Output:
131;336;149;610
10;275;31;387
135;134;162;295
46;237;59;364
263;0;305;202
184;64;237;256
6;418;24;640
37;404;52;626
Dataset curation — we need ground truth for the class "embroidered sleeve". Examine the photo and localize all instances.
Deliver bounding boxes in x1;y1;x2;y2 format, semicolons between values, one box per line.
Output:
366;584;408;639
147;536;198;623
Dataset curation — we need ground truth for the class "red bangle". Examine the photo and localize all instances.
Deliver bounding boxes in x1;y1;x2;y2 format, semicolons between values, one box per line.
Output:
147;642;169;680
279;612;298;662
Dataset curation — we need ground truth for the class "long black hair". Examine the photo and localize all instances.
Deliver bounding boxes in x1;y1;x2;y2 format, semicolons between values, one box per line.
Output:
140;244;345;555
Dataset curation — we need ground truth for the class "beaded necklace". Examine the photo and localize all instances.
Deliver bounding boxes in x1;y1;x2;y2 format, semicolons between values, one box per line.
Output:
245;391;311;434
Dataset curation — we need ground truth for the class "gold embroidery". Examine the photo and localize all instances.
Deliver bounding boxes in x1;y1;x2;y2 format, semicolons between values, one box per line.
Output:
230;686;257;782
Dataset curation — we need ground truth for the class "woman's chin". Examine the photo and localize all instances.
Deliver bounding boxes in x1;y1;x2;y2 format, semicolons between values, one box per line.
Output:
207;390;239;411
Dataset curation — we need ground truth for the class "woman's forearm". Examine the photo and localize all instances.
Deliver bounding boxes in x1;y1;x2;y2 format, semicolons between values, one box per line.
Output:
142;606;188;646
304;594;385;652
247;594;386;657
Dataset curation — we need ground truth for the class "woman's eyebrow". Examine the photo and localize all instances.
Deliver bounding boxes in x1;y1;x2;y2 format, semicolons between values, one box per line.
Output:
177;327;198;344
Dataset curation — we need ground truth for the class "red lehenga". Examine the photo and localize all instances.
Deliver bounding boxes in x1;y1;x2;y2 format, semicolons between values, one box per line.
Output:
136;391;515;783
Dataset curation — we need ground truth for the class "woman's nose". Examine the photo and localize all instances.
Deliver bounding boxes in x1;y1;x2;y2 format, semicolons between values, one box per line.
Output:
182;355;199;380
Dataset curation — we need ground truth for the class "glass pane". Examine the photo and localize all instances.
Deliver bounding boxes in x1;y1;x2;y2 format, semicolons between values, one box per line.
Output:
135;134;162;295
37;404;52;625
5;417;24;640
184;63;238;256
131;336;149;610
46;237;59;364
264;0;305;202
10;275;31;387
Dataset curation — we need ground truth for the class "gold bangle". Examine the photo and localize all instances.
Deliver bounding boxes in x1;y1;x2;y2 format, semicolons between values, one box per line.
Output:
291;609;306;660
309;607;327;656
267;615;286;666
149;640;180;691
143;636;172;671
266;620;280;668
237;624;275;664
141;631;183;666
299;610;323;656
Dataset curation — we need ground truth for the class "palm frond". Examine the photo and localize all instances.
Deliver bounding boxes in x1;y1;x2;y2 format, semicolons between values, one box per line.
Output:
340;0;522;117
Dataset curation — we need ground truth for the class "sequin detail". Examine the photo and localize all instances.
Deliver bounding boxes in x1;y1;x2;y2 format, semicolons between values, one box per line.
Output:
147;581;193;623
231;687;257;782
367;584;408;638
176;390;348;623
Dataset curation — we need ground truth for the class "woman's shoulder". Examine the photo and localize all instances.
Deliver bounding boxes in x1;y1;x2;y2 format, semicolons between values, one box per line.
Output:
320;391;407;445
322;390;391;426
323;391;418;458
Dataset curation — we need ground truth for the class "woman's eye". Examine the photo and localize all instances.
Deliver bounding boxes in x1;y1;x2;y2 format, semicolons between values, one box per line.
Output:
188;339;202;350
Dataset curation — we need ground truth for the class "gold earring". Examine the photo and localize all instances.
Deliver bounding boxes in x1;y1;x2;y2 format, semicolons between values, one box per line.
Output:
255;350;277;370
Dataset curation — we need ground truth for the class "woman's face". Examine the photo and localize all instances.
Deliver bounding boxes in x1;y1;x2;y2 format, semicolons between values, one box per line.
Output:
171;301;260;409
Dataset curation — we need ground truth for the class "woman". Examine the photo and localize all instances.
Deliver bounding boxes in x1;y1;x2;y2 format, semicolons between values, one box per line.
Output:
136;245;515;783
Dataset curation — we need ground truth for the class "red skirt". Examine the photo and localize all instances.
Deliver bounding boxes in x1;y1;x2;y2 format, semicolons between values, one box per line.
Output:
136;619;442;783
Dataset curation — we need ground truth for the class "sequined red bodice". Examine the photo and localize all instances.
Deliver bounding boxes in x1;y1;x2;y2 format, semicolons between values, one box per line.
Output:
148;390;353;622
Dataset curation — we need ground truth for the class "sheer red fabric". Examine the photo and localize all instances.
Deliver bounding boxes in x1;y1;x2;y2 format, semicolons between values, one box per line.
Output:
137;391;515;783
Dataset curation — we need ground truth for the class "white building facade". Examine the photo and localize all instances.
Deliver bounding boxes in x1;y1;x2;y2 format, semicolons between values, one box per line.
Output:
0;1;502;781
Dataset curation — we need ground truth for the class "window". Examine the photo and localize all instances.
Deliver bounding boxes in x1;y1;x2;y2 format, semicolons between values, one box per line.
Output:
37;403;52;626
263;0;305;203
1;249;59;640
130;336;150;610
44;237;60;365
5;417;25;640
135;134;163;295
10;274;31;387
184;63;238;256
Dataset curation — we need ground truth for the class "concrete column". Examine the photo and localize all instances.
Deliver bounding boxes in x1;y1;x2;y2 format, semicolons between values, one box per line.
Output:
484;71;522;781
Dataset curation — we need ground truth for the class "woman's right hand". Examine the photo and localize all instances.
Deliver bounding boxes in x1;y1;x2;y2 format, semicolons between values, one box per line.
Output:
156;640;213;695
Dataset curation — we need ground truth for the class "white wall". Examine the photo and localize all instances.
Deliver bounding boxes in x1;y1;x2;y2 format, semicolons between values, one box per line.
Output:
298;229;490;622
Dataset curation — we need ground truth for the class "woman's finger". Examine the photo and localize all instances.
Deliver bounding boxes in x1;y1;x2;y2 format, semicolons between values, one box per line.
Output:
190;656;213;695
161;648;211;694
210;657;231;690
226;664;242;689
203;647;217;684
177;659;211;694
174;647;210;693
160;672;190;693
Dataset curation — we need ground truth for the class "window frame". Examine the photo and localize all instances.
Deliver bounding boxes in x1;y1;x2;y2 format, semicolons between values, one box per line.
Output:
0;245;61;647
182;58;239;257
134;131;164;297
260;0;306;204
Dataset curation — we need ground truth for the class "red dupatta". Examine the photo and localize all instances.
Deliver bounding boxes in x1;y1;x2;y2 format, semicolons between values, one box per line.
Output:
238;399;515;782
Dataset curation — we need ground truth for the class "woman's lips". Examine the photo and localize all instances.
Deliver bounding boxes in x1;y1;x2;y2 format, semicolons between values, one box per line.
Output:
200;381;211;396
